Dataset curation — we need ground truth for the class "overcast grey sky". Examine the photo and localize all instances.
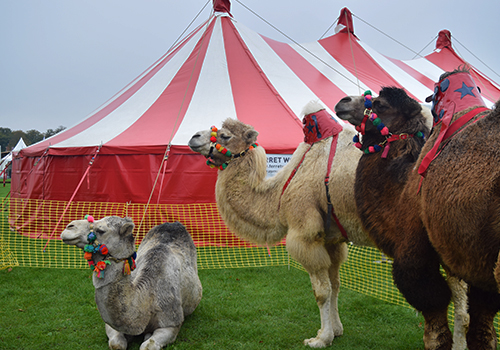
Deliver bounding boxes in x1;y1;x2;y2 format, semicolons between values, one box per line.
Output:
2;0;499;132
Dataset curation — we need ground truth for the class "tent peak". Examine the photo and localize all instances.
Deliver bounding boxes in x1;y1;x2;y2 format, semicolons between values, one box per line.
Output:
335;7;357;38
213;0;232;16
435;29;452;51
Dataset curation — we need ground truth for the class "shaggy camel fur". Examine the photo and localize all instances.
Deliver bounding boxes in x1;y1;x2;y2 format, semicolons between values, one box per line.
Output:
335;76;500;349
188;102;467;349
61;217;202;350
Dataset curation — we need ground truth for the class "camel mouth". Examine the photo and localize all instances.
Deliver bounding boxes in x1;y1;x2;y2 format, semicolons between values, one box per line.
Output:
61;237;85;248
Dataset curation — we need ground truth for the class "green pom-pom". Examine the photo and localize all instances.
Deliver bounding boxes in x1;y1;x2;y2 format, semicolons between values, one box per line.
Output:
416;131;423;138
364;90;372;96
364;148;370;154
225;150;231;157
372;118;381;126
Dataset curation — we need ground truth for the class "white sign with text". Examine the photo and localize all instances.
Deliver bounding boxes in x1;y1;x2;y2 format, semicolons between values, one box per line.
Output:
266;154;293;178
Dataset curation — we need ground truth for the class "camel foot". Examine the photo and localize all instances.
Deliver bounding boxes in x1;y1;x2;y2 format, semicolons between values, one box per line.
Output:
140;327;180;350
105;324;127;350
303;330;334;348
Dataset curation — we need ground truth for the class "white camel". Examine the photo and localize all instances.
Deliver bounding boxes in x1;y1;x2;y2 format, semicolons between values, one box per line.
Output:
61;216;202;350
188;101;468;349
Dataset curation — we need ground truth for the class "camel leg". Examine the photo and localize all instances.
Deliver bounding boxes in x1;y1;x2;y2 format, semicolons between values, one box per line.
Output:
446;276;469;350
286;227;337;348
105;324;127;350
326;242;348;337
466;286;499;350
139;326;180;350
392;246;452;350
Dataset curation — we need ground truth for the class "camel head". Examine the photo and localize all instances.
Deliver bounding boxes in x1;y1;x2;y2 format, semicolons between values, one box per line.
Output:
188;118;259;169
61;216;136;260
335;88;424;133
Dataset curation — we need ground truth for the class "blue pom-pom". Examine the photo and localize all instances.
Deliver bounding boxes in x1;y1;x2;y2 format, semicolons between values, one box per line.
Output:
374;145;382;152
377;124;385;131
353;135;359;142
364;100;372;108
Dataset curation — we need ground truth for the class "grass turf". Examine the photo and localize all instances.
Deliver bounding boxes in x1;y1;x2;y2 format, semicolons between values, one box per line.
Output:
0;265;425;350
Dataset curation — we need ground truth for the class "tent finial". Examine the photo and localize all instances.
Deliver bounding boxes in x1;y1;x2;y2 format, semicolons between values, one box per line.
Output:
435;30;452;51
213;0;232;16
335;7;357;38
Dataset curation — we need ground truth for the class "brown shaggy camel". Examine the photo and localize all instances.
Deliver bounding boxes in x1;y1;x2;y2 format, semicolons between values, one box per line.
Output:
334;69;500;350
61;217;202;350
188;101;468;348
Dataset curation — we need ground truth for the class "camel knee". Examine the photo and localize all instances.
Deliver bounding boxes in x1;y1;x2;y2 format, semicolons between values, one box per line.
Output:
309;270;332;305
392;260;451;312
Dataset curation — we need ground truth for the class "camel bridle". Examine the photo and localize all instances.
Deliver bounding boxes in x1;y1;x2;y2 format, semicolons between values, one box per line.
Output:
206;125;258;170
353;91;424;158
83;214;136;279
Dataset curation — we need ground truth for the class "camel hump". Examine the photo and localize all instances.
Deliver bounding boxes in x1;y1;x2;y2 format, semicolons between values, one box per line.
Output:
143;221;195;249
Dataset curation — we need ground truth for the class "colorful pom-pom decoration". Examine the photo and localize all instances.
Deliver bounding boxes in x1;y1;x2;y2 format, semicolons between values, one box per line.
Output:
210;136;217;142
380;127;389;136
84;251;93;261
85;215;94;223
99;245;109;255
87;232;96;242
364;90;372;96
355;142;362;149
364;99;373;108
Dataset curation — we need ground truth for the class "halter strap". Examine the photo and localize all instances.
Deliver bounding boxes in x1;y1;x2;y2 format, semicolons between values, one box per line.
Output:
83;215;136;278
206;126;258;170
353;91;424;158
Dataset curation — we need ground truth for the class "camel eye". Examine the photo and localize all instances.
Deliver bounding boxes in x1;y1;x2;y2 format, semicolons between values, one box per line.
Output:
219;133;231;142
95;228;105;235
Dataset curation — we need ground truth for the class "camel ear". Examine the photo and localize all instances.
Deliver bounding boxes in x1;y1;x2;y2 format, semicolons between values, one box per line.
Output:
119;221;135;237
244;129;259;144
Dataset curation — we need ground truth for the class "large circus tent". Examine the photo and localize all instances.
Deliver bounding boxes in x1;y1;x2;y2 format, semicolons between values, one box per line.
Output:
7;0;500;254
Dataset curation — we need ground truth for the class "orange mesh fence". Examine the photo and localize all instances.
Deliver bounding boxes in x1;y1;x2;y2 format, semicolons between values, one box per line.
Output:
1;195;499;334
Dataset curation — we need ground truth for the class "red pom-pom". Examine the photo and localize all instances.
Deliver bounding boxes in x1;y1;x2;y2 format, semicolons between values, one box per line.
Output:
221;148;227;155
369;146;375;153
84;252;93;260
86;215;94;223
355;142;362;149
380;127;389;136
99;245;108;255
210;136;217;142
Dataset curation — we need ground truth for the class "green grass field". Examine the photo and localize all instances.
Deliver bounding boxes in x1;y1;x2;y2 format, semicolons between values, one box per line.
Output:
0;266;426;350
0;181;430;349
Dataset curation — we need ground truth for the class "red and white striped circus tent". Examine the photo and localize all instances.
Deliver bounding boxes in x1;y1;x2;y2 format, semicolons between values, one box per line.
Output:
11;0;500;207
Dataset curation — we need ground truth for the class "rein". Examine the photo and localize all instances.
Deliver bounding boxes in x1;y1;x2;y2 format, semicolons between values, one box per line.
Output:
83;215;136;279
353;91;424;158
205;126;258;170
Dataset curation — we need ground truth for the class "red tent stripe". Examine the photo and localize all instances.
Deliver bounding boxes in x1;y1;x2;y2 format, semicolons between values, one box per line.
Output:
106;19;217;147
222;17;303;151
262;36;349;112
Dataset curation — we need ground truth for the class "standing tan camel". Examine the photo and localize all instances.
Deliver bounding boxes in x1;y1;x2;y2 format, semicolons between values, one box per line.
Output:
335;68;499;350
188;101;468;348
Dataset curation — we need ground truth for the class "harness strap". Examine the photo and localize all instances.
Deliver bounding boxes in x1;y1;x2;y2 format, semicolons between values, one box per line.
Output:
418;106;489;177
324;134;348;241
278;147;310;210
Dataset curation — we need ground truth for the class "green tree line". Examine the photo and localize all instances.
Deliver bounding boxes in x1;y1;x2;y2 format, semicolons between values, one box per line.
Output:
0;126;66;152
